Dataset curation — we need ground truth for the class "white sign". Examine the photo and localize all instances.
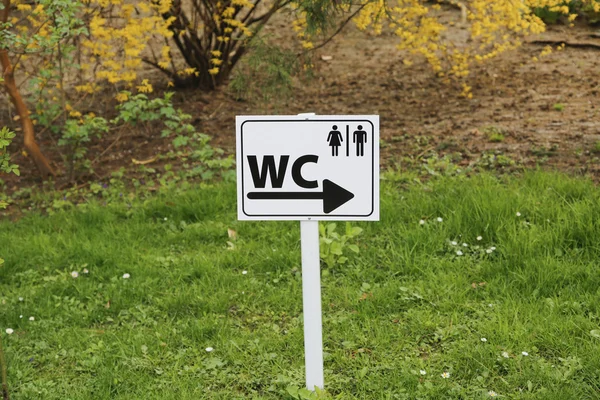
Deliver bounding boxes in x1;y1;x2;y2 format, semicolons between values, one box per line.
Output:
236;115;379;221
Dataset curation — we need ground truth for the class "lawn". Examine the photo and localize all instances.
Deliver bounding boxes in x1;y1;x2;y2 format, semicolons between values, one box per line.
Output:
1;171;600;399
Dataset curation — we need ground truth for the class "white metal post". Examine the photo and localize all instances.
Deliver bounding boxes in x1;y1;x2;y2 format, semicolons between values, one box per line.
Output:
300;219;324;391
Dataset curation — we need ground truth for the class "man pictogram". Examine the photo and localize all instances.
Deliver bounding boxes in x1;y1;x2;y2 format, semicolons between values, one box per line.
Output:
353;125;367;156
327;125;343;156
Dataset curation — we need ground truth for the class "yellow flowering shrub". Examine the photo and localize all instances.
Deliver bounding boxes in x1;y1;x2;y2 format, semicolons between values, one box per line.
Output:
3;0;599;107
76;0;287;90
3;0;292;111
348;0;599;95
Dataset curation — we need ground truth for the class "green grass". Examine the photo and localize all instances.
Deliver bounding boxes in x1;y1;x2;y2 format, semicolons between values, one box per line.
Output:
1;171;600;399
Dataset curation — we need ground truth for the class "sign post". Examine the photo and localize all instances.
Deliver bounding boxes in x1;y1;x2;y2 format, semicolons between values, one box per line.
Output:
236;114;379;390
300;219;324;390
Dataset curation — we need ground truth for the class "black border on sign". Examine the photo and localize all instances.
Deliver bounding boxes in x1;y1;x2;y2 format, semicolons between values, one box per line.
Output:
240;119;376;218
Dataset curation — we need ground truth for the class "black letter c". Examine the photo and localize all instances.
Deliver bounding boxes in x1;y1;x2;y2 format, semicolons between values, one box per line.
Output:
292;155;319;188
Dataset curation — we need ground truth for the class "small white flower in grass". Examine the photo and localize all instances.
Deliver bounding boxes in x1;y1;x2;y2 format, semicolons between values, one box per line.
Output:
122;273;131;279
486;249;493;254
18;297;23;302
502;351;509;358
488;303;494;307
488;391;498;397
456;250;463;256
516;212;521;217
19;315;23;319
437;217;443;222
477;236;482;241
5;328;13;335
28;316;34;321
83;268;89;274
481;338;487;342
205;347;214;352
441;372;450;379
242;270;248;275
420;370;427;375
71;271;79;278
451;241;457;246
419;219;425;225
491;246;496;251
522;351;529;356
164;217;168;221
462;243;468;247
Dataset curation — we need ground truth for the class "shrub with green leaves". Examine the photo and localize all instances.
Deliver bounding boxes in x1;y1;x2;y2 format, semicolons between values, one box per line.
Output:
0;127;19;177
1;126;19;267
319;222;362;269
113;92;195;144
229;36;298;102
113;92;234;180
59;115;109;180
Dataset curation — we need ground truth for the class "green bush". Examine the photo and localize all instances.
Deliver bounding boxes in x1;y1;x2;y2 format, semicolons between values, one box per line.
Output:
0;127;19;177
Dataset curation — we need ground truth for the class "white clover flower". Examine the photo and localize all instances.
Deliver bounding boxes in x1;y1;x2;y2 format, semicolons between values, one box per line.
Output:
451;241;458;246
481;338;487;342
502;351;509;358
477;236;483;241
486;249;493;254
516;212;521;217
28;316;34;321
164;217;168;221
242;270;248;275
437;217;443;222
441;372;450;379
456;250;463;256
18;297;23;302
488;391;498;397
5;328;13;335
19;315;23;319
522;351;529;356
420;370;427;375
122;273;131;279
419;219;426;225
71;271;79;278
462;243;468;247
83;268;89;274
491;247;496;251
205;347;214;352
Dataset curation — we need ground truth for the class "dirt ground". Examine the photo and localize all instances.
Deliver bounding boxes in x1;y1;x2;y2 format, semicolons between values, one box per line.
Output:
3;13;600;191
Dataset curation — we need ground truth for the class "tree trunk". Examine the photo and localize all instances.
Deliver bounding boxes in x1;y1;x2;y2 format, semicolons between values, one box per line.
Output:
0;53;56;177
0;0;55;178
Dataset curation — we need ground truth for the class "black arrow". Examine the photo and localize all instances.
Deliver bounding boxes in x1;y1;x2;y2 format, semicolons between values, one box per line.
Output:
247;179;354;214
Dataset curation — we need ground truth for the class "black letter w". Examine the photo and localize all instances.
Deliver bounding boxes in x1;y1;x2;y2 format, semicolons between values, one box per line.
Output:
247;155;289;188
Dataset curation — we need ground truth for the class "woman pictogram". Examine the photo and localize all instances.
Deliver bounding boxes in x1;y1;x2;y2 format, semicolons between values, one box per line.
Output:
327;125;343;156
